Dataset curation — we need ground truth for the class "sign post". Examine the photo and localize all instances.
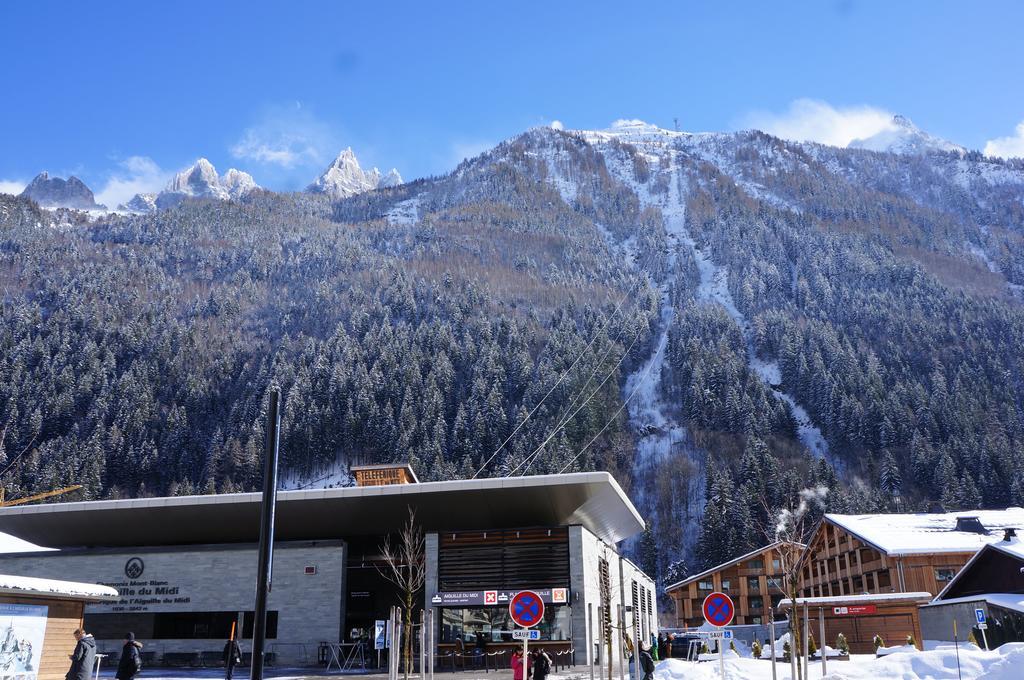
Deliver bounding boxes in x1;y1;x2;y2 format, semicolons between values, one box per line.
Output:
702;592;735;679
975;608;989;651
510;590;545;672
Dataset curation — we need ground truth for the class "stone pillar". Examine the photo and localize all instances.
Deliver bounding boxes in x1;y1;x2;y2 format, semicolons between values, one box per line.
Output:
568;525;590;665
424;533;440;658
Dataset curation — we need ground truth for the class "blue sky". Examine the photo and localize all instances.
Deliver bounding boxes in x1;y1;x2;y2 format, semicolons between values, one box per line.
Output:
2;0;1023;205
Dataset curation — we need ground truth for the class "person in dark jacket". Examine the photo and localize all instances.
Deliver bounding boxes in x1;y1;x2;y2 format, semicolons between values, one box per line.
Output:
66;628;96;680
529;648;551;680
116;633;143;680
657;634;668;661
638;643;656;680
223;638;242;680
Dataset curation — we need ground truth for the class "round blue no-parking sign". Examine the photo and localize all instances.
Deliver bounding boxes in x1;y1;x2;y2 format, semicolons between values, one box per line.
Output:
702;591;735;627
509;590;545;628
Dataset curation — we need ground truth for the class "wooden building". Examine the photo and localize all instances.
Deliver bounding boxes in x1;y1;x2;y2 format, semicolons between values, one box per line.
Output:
799;508;1024;600
0;573;118;680
921;529;1024;645
350;463;419;486
779;592;932;654
665;542;803;627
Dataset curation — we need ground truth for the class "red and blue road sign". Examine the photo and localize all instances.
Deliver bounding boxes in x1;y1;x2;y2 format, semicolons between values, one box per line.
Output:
702;591;735;627
509;590;545;628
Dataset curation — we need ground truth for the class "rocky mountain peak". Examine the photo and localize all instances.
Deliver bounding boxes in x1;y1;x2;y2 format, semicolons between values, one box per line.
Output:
307;148;402;199
20;172;105;210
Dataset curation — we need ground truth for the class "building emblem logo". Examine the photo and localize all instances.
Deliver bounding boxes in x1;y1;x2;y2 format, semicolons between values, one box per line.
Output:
125;557;145;579
484;591;498;605
552;588;567;603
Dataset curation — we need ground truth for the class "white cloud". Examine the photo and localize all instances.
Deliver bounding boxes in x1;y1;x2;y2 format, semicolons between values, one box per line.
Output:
95;156;172;209
741;98;898;147
0;179;26;195
550;120;564;131
984;121;1024;159
230;105;336;169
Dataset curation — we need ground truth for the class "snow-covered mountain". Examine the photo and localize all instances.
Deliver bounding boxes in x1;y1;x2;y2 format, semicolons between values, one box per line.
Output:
121;159;260;212
306;148;402;199
849;114;965;155
20;172;105;210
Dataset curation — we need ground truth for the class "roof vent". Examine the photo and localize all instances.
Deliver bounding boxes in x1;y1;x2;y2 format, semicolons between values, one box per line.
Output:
955;516;988;534
1004;528;1018;542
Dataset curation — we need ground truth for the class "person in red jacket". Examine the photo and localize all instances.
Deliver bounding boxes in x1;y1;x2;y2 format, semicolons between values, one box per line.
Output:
511;648;529;680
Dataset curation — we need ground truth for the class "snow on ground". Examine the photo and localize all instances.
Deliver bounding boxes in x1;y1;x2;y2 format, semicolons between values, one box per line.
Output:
279;460;354;491
385;195;421;226
655;642;1024;680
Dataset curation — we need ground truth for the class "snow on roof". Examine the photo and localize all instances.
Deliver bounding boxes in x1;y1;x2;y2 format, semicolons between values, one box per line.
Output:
923;593;1024;615
778;592;933;609
825;508;1024;556
0;530;56;555
0;574;118;601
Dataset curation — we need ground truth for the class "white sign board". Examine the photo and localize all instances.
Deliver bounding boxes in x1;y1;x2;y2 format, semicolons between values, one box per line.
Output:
695;630;733;639
374;620;387;650
0;603;48;680
512;630;541;640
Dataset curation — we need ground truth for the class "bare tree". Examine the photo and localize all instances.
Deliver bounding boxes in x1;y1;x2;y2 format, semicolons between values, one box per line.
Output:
764;486;828;680
378;506;426;680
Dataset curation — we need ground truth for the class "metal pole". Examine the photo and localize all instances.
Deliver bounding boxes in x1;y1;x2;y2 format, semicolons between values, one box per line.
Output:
389;607;398;680
588;603;595;680
428;607;435;680
617;605;625;680
718;633;725;680
769;614;777;680
802;604;809;680
818;607;826;677
953;620;963;680
250;387;281;680
980;624;989;652
419;610;426;679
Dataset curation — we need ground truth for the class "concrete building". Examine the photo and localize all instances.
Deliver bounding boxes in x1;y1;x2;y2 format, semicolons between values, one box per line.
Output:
920;529;1024;646
0;471;655;669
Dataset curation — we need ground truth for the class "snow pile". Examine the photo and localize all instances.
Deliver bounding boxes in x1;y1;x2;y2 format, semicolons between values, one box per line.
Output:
0;531;55;554
0;573;117;600
655;641;1024;680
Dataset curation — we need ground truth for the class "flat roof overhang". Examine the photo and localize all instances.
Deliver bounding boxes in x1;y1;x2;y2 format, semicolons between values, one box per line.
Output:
0;472;644;549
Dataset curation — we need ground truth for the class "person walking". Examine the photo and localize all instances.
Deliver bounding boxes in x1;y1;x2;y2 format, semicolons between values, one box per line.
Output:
530;648;551;680
115;633;143;680
638;643;656;680
223;637;242;680
66;628;96;680
510;648;529;680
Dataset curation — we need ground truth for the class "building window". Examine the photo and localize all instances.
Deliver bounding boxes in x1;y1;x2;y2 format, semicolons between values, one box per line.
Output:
721;579;731;591
747;577;760;592
771;559;781;571
750;616;762;625
698;581;713;591
766;577;783;592
440;606;571;644
878;571;892;590
84;612;277;640
935;568;957;582
749;597;763;611
853;576;864;592
747;559;764;570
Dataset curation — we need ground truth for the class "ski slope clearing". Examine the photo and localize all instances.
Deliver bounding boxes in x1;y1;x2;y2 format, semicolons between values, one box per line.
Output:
655;642;1024;680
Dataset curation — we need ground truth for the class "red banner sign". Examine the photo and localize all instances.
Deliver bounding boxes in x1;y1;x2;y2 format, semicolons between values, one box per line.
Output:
832;604;877;615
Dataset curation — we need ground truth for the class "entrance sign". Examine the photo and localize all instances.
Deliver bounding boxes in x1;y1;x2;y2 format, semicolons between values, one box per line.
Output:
832;605;877;616
702;592;735;627
431;587;568;607
512;630;541;640
510;591;545;628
